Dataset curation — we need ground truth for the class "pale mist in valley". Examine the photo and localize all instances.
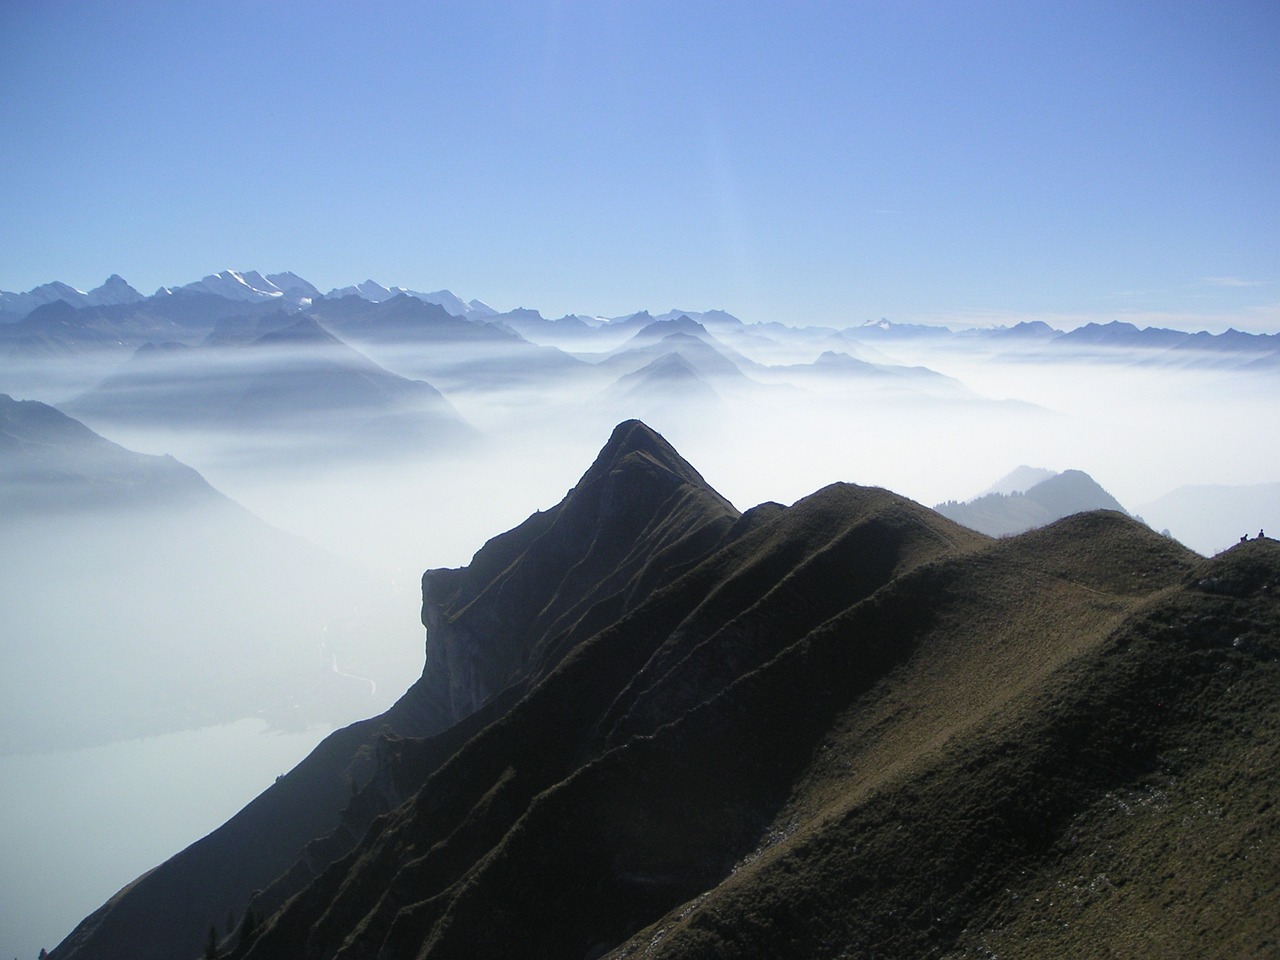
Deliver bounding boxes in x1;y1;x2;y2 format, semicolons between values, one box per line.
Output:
1;283;1277;957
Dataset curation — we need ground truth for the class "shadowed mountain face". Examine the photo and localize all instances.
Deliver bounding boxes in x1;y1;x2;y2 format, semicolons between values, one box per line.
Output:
50;422;1280;960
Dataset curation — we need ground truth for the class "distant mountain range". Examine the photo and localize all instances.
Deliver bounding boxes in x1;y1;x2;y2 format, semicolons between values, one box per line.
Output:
63;313;474;454
1;274;996;464
1;267;1273;560
851;316;1280;367
49;421;1280;960
4;272;1278;367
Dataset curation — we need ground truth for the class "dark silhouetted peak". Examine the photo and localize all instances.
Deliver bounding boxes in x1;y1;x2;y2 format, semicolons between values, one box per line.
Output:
577;418;709;492
1191;535;1280;598
409;420;738;730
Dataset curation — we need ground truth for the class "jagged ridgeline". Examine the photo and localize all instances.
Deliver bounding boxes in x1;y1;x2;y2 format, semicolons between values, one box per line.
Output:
52;422;1280;960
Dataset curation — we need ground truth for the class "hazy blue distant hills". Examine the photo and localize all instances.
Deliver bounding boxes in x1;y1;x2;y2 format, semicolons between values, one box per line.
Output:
607;353;723;416
1051;320;1189;349
620;314;713;345
495;309;600;346
935;468;1129;537
0;291;306;361
648;307;745;331
601;329;752;385
835;316;1280;368
0;393;215;513
0;395;398;751
309;292;518;347
324;279;495;318
959;319;1060;342
64;316;472;453
309;295;589;390
765;349;970;394
53;421;1280;960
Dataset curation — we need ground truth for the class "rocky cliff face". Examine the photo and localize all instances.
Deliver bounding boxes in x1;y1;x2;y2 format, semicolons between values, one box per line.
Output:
412;419;740;729
52;422;1280;960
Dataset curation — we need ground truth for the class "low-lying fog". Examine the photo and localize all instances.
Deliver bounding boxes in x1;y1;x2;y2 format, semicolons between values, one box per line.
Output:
2;312;1277;958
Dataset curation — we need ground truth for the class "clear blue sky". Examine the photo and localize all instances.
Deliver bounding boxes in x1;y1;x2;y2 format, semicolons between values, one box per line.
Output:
2;0;1278;330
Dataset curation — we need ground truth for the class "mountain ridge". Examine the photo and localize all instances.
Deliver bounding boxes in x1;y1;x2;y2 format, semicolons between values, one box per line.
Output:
49;420;1279;960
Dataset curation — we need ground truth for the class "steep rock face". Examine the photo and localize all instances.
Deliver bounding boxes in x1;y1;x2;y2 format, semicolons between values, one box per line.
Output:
412;420;740;729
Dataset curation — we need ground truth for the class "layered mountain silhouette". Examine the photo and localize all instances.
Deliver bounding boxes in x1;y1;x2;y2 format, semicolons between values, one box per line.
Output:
307;294;586;390
934;468;1129;537
5;272;1278;373
606;318;754;368
608;352;722;412
50;421;1280;960
63;316;473;455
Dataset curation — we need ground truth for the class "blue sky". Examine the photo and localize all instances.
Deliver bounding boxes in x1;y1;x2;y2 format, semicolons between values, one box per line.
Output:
2;0;1278;330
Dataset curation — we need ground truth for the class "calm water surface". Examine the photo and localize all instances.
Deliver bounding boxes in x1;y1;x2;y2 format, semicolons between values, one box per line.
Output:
0;719;333;960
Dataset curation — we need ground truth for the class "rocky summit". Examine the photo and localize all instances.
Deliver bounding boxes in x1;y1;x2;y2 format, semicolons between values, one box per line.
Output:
52;421;1280;960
